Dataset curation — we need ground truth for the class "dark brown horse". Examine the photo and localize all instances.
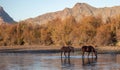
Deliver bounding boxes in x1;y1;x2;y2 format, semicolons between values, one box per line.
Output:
61;46;74;58
81;45;97;58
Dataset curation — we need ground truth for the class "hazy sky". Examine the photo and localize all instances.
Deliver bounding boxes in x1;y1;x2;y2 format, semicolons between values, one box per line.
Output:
0;0;120;21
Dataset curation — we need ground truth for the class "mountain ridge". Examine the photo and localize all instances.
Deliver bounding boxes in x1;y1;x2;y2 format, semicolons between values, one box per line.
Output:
25;3;120;24
0;6;15;23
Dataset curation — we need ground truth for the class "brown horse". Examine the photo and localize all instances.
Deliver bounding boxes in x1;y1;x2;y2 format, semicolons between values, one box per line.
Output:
61;46;74;58
81;45;97;58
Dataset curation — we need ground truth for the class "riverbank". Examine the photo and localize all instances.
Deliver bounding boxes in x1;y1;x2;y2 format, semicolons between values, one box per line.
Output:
0;45;120;53
96;46;120;54
0;45;62;53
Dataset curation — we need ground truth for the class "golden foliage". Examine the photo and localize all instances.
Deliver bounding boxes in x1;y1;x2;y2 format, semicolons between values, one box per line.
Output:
0;15;120;46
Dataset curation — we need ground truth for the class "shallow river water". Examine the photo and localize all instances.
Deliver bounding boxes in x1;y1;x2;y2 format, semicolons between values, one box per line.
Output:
0;53;120;70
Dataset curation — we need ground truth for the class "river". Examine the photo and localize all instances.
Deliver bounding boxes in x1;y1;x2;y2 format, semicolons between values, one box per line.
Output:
0;53;120;70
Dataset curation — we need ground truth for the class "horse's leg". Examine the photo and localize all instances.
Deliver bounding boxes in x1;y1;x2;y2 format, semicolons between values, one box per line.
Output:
61;51;63;58
91;50;94;58
92;51;93;58
94;51;97;59
82;51;84;58
64;52;66;57
68;52;70;58
88;52;90;58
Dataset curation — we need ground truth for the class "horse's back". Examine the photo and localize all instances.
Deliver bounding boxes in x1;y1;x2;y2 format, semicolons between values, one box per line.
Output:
82;45;95;52
82;46;89;51
61;46;74;52
88;46;96;51
61;46;66;51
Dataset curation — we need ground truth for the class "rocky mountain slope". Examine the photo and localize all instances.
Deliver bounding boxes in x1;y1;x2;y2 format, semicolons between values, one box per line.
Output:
26;3;120;24
0;6;15;23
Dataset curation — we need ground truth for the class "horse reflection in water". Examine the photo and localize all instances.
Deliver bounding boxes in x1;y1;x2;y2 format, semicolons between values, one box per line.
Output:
82;57;97;66
61;57;71;65
81;45;97;58
60;46;74;58
61;57;74;68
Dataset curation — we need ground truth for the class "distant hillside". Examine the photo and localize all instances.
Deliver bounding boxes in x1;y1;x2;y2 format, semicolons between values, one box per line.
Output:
25;3;120;24
0;3;120;46
0;6;15;23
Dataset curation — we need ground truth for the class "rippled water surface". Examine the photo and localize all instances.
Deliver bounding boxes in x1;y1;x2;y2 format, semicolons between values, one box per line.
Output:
0;53;120;70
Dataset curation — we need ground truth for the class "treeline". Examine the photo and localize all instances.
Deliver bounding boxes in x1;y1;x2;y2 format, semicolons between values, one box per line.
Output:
0;15;120;46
